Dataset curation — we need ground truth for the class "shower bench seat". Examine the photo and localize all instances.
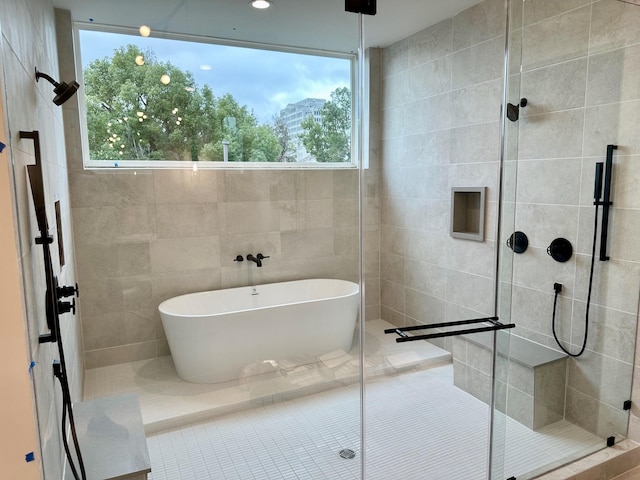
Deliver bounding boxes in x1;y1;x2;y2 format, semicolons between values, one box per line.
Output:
452;331;567;430
64;393;151;480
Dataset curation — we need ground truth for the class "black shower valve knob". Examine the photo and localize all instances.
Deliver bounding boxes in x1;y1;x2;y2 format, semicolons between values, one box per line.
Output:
57;282;79;299
57;298;76;315
547;237;573;263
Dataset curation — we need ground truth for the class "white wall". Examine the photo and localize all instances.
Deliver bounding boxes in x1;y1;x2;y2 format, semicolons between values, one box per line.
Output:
0;41;40;478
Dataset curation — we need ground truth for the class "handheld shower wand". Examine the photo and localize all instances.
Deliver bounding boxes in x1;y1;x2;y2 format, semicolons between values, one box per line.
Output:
551;145;617;357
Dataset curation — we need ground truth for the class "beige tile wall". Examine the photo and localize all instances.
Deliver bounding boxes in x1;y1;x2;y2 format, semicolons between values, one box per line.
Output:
56;17;381;370
379;0;640;443
70;169;368;368
511;0;640;439
1;3;84;478
379;0;504;349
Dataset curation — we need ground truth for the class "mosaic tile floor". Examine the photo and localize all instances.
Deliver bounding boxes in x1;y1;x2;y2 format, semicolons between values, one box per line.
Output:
85;319;604;479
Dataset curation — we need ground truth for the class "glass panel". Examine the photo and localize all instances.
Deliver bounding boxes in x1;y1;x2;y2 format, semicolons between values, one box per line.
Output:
65;2;363;479
500;0;640;478
363;0;512;477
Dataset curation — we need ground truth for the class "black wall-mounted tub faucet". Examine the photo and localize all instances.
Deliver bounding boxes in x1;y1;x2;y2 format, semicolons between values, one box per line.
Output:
247;253;270;267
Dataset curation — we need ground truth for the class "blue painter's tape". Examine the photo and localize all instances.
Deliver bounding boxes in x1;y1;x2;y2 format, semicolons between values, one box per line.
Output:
0;141;6;153
25;452;35;462
28;361;36;373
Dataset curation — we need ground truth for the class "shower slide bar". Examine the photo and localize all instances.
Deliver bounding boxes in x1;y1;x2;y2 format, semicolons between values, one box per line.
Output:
19;130;58;344
595;144;617;261
384;316;515;343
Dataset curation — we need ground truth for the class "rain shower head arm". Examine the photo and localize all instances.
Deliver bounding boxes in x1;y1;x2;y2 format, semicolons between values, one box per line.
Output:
35;68;60;87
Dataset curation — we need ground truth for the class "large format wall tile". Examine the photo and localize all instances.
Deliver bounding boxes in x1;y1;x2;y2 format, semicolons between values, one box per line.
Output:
450;122;500;164
583;100;640;157
522;0;591;27
590;0;640;54
453;0;505;51
587;44;640;107
452;36;504;90
517;111;584;160
521;6;591;71
408;56;452;100
408;18;452;68
451;79;503;127
520;58;588;116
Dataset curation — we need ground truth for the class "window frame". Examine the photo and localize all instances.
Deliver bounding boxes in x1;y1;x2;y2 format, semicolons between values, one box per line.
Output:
74;22;359;171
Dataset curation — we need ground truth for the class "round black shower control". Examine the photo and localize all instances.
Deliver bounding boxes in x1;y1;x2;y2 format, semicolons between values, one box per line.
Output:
547;237;573;263
506;231;529;254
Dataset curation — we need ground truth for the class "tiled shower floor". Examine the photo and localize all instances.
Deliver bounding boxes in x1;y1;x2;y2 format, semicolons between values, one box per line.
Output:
84;319;604;479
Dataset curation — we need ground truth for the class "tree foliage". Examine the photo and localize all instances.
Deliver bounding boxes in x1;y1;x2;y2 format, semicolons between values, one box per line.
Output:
84;45;283;162
84;44;352;164
298;87;351;162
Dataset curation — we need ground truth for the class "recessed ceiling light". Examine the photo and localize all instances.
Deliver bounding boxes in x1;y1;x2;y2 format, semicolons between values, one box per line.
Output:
250;0;272;9
139;25;151;37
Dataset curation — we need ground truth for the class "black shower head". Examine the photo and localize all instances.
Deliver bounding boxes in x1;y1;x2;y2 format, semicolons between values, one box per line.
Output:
35;68;80;106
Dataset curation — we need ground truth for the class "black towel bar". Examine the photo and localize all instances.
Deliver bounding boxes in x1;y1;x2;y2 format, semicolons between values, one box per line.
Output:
384;316;515;343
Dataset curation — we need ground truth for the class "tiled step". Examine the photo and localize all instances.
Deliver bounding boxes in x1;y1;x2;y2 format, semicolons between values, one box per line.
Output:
536;440;640;480
613;466;640;480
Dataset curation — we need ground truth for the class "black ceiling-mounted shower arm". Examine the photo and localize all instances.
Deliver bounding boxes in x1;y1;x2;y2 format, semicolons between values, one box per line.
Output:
35;67;80;106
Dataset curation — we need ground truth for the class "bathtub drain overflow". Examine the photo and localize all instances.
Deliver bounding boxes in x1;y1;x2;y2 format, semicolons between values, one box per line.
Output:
339;449;356;460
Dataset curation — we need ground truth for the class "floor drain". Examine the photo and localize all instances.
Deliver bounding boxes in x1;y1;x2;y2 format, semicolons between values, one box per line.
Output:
339;449;356;459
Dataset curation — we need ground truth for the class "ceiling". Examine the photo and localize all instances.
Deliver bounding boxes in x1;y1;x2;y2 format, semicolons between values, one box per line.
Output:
52;0;483;52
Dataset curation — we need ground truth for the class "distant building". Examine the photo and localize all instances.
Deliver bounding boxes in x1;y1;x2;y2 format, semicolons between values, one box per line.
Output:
279;98;326;162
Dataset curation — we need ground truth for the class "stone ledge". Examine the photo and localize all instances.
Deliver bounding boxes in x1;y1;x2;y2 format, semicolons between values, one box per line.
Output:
65;393;151;480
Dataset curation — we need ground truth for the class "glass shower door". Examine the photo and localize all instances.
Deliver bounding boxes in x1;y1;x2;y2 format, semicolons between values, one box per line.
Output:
498;0;640;478
362;0;513;477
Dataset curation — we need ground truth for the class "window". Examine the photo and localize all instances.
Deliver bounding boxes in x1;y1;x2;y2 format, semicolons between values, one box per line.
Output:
76;25;356;169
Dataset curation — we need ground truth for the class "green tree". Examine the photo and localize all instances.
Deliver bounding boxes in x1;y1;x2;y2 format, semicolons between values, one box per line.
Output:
299;87;351;162
83;45;282;162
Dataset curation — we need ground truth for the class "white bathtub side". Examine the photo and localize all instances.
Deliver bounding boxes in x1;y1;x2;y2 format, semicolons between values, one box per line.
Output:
160;280;360;384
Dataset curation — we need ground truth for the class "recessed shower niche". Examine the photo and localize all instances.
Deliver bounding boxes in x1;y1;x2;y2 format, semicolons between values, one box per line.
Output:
450;187;486;241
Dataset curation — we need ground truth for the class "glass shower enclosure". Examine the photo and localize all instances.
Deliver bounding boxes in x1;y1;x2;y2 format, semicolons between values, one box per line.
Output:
363;0;640;478
11;0;639;479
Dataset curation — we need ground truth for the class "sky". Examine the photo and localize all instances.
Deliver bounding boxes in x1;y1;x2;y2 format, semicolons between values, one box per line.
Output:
79;30;352;123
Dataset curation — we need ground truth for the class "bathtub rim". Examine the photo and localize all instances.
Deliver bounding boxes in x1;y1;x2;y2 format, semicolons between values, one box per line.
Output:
158;278;360;319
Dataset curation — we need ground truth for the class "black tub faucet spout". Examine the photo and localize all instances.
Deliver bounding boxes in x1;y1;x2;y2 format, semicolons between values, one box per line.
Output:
247;254;262;267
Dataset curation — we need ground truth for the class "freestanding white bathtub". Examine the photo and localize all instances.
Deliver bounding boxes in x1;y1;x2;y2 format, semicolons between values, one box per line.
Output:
158;279;360;384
